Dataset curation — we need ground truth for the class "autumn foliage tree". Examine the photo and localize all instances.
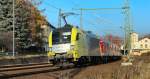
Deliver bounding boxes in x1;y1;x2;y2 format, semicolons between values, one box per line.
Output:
0;0;50;53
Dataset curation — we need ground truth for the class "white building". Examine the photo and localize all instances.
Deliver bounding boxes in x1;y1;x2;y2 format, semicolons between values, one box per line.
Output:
41;24;55;52
130;32;150;54
138;38;150;49
130;32;139;49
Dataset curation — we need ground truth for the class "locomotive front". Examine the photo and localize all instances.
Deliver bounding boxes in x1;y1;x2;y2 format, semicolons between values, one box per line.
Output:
47;25;79;65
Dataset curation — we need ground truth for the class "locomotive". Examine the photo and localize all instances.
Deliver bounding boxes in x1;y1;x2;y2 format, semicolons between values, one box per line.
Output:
47;11;122;66
47;24;101;66
47;23;122;67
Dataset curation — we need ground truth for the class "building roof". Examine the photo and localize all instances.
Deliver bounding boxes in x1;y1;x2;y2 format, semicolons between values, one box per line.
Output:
139;34;150;40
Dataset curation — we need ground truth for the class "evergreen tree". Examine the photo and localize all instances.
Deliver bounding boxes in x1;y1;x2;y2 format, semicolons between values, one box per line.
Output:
0;0;51;52
0;0;13;31
15;0;31;52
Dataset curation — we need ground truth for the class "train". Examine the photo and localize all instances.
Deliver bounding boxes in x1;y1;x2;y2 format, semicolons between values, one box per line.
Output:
47;24;121;67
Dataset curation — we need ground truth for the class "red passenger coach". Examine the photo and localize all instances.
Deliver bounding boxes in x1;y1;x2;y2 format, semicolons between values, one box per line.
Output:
99;38;105;55
99;36;121;63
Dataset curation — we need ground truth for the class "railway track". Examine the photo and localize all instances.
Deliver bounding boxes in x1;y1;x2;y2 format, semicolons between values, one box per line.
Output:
0;59;121;79
49;67;82;79
0;63;52;72
0;63;54;78
0;62;49;68
0;63;82;79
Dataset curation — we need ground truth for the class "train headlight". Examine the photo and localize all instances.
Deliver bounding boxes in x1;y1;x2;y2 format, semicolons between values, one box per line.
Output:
70;45;75;50
68;54;73;58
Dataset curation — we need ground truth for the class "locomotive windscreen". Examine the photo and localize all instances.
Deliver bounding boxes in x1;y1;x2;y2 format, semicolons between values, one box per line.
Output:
52;31;71;44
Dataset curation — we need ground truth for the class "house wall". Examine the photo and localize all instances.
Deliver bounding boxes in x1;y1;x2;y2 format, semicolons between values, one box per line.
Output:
41;25;53;52
131;33;139;49
131;33;150;54
138;38;150;49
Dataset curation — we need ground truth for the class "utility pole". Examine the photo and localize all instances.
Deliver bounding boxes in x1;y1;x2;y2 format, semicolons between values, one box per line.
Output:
123;0;133;56
80;8;83;29
13;0;15;56
121;0;133;66
58;9;62;27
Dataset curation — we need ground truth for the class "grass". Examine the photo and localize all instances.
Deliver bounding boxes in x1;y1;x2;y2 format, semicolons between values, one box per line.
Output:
73;53;150;79
79;63;149;79
113;62;150;79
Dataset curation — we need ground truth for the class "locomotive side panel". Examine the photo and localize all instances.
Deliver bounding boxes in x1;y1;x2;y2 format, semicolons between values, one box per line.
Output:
76;31;100;57
87;36;100;56
76;31;89;56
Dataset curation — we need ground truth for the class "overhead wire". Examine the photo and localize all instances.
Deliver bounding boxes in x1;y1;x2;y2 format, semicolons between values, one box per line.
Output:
42;0;60;10
93;14;116;26
69;0;81;9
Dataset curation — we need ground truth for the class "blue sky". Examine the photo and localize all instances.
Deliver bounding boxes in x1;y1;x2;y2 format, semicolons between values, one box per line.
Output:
37;0;150;36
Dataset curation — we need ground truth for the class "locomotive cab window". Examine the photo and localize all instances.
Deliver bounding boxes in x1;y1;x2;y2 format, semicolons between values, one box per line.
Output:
62;32;71;43
52;31;71;44
52;32;60;44
76;33;80;40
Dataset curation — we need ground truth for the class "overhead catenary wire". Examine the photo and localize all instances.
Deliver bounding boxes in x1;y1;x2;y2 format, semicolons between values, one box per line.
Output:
69;0;81;8
41;1;59;10
33;0;82;28
93;15;117;26
41;0;82;27
34;0;66;27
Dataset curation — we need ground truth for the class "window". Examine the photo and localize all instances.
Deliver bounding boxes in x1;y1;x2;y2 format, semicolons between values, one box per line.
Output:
140;44;143;48
145;40;148;42
53;31;72;44
145;44;148;48
62;34;71;43
52;32;60;44
76;33;80;40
